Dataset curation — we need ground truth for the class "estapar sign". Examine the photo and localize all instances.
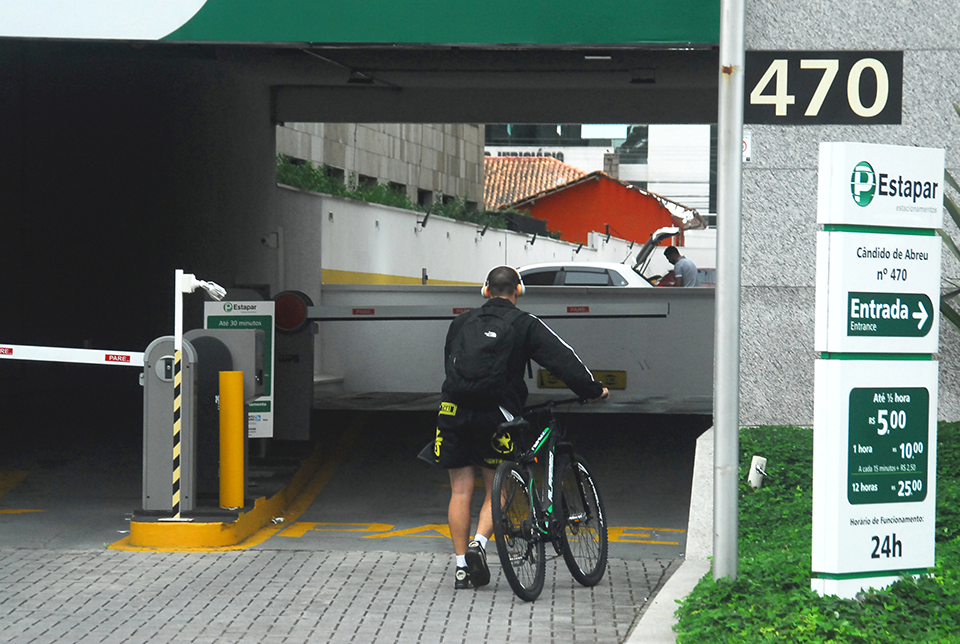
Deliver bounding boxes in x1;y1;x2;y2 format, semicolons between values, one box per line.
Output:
818;142;944;229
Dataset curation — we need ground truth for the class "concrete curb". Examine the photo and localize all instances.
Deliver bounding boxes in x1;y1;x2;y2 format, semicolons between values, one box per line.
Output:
627;426;714;643
627;558;711;643
114;445;324;550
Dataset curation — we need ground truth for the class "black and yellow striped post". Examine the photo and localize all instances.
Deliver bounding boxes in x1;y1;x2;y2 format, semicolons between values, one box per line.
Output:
170;268;187;520
167;269;226;520
172;347;183;518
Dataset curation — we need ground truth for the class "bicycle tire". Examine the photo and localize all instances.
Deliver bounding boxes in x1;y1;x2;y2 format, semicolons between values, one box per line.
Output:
492;461;545;602
557;454;608;587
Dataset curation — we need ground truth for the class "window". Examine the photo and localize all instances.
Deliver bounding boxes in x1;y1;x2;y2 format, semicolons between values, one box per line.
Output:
563;268;612;286
520;269;561;285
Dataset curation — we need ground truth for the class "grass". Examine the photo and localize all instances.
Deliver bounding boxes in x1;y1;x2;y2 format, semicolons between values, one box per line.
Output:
674;422;960;643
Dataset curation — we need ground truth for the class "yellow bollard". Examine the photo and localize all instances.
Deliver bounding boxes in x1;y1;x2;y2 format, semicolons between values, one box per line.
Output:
219;371;245;510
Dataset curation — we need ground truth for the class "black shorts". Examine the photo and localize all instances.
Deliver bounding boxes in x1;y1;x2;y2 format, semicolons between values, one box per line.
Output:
426;402;518;470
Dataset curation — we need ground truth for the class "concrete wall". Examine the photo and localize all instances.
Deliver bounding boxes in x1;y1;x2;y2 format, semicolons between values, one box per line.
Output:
277;123;485;206
743;1;960;424
266;184;657;292
0;41;277;401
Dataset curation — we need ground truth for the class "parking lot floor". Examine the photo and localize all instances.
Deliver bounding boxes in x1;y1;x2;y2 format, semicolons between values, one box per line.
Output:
0;404;708;643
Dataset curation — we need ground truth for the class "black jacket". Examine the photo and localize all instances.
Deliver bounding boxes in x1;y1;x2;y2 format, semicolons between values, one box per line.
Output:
441;297;603;415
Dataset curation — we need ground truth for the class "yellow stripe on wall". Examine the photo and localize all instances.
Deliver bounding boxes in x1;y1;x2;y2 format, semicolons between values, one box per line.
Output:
322;268;476;286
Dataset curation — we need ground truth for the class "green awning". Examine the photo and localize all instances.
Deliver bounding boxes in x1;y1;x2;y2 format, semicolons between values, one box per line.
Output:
1;0;720;45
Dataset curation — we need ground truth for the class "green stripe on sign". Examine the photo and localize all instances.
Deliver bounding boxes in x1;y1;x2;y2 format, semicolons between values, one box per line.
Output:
248;401;271;412
820;353;932;361
814;568;929;580
823;225;936;236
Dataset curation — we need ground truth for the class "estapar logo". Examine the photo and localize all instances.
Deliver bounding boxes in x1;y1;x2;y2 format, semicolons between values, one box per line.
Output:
850;161;876;207
223;302;233;312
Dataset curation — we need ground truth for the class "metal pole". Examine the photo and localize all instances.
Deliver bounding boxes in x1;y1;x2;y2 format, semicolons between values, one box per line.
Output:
172;269;184;519
219;371;245;509
714;0;746;581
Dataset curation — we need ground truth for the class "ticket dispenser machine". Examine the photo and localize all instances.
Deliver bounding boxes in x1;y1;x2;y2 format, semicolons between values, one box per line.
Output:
183;328;264;499
142;337;199;512
142;331;264;513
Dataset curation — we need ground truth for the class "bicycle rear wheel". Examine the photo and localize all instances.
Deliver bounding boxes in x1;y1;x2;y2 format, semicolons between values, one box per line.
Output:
558;454;608;586
492;461;545;601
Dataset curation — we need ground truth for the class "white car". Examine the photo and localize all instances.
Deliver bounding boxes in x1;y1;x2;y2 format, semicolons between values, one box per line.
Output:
518;227;679;287
518;261;653;287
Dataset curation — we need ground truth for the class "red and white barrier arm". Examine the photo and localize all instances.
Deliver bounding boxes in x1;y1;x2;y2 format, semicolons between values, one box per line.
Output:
0;344;144;367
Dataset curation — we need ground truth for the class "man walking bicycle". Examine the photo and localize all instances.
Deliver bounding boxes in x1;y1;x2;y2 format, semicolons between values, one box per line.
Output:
424;265;608;589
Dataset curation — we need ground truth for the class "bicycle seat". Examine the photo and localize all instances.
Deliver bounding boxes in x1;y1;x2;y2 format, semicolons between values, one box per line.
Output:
497;417;530;433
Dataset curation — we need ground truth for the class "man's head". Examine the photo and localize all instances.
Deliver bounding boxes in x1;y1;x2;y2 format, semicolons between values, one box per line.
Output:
664;246;681;265
482;266;525;300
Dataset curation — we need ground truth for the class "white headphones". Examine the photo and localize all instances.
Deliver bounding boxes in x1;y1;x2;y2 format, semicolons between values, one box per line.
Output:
481;266;526;298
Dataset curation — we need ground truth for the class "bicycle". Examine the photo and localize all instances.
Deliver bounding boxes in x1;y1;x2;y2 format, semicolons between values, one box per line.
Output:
491;397;608;601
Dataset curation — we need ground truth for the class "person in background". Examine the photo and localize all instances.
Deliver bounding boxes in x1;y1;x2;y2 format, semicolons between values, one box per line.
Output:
664;246;701;287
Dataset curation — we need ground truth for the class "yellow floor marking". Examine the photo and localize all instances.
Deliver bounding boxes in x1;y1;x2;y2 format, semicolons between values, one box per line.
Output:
362;524;453;540
276;521;680;544
0;471;28;498
0;471;43;515
608;526;684;545
279;522;394;538
109;414;365;552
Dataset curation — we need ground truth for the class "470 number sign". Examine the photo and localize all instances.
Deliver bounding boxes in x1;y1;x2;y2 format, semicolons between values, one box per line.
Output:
745;51;903;125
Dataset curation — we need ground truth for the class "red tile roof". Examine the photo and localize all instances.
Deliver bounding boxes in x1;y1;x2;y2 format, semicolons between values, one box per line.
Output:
483;157;587;210
502;170;708;232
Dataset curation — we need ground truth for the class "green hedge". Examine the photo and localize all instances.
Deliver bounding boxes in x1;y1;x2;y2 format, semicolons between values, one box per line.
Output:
675;422;960;643
275;154;508;231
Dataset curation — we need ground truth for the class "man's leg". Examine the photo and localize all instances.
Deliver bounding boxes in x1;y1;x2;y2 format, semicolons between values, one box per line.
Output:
448;465;476;556
475;466;496;540
464;466;496;588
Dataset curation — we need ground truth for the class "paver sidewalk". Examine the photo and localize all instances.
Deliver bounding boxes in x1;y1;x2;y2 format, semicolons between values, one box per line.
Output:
0;549;678;643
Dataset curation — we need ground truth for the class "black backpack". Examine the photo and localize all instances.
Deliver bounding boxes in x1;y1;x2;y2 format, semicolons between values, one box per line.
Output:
446;306;525;408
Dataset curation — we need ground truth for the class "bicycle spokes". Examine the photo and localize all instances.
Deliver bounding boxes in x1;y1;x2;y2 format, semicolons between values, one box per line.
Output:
492;462;546;601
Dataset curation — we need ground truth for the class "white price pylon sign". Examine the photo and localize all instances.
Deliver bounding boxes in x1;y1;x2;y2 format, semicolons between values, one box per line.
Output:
812;359;938;597
813;141;943;598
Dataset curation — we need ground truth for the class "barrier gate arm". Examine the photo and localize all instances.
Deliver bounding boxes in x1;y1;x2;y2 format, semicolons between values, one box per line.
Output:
305;302;670;321
0;343;144;367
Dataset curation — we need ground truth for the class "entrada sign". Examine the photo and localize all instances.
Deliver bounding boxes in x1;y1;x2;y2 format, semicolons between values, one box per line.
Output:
847;292;933;337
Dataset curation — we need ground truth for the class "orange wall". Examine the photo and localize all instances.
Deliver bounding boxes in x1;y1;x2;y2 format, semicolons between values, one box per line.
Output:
517;178;676;245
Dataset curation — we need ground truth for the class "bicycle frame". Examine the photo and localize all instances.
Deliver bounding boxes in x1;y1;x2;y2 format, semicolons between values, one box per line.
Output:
514;398;581;541
492;395;608;601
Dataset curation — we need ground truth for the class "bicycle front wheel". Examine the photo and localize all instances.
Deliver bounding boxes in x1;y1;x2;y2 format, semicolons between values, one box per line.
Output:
558;454;608;586
492;461;545;601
